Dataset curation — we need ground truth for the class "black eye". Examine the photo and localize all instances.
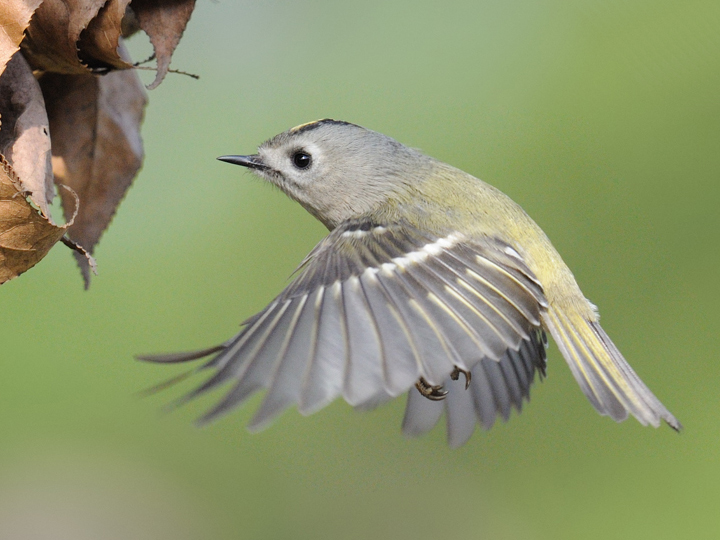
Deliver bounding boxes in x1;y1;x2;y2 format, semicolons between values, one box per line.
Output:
292;151;312;169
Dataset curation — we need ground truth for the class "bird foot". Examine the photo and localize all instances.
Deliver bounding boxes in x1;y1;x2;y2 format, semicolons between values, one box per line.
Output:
450;366;472;389
415;377;448;401
415;366;472;401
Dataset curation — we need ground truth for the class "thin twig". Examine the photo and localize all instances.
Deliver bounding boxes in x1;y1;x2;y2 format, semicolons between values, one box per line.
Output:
133;53;156;67
134;65;200;80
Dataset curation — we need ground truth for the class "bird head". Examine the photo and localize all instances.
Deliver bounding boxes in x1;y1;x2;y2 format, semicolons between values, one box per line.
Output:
218;119;431;228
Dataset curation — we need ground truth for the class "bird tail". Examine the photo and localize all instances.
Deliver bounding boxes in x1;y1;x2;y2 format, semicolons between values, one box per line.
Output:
543;307;680;430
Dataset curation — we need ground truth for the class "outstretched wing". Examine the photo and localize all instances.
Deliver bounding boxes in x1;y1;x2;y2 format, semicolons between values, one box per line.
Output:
402;329;547;448
140;219;548;437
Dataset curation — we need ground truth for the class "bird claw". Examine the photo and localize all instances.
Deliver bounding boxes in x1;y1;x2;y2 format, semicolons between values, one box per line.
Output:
415;366;472;401
450;366;472;389
415;377;448;401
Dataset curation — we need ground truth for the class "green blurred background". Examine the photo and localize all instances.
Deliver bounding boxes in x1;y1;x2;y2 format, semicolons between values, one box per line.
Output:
1;0;719;538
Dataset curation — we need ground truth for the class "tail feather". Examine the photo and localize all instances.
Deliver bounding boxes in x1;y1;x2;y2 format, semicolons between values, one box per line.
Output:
544;308;680;431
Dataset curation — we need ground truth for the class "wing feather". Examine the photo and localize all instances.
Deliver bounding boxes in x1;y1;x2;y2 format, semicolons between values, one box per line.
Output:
358;271;422;394
469;359;498;430
401;383;444;436
445;376;478;448
509;347;529;400
197;300;296;424
141;219;551;443
483;357;513;421
516;340;535;390
373;268;455;385
249;293;314;430
170;302;282;407
342;276;386;406
414;258;518;359
402;330;547;439
435;253;531;339
299;283;346;415
498;349;524;411
446;247;544;325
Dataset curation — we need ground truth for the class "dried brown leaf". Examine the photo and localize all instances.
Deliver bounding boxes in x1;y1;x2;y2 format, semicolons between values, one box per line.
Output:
131;0;196;89
0;155;66;284
21;0;107;74
41;42;147;287
0;52;54;217
0;0;44;77
77;0;134;72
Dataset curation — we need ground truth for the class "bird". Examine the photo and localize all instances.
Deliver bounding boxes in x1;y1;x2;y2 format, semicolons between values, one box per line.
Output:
139;119;680;447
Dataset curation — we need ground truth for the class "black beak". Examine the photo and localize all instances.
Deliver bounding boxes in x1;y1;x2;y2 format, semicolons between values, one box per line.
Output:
217;154;268;171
